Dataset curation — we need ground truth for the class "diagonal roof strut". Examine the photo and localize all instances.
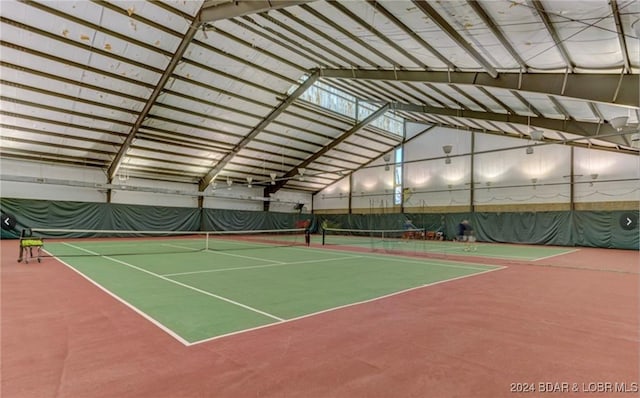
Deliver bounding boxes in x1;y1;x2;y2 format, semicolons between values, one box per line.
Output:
265;102;392;196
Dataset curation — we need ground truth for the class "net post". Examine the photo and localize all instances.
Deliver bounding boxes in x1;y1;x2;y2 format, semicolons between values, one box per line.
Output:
322;228;326;245
205;232;209;251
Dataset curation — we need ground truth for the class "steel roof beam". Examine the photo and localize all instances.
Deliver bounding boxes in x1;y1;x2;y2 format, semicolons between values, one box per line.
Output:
107;21;200;181
265;103;391;195
364;0;457;70
198;70;320;191
610;0;631;74
466;0;529;71
387;102;625;144
530;0;575;73
317;69;639;107
412;0;498;78
197;0;312;23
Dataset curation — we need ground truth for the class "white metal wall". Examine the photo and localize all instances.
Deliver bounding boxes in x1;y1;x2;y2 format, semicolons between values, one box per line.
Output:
1;158;313;212
314;123;640;211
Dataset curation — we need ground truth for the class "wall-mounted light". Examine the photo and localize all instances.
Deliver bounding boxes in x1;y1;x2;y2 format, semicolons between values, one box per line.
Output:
383;153;391;171
443;145;452;164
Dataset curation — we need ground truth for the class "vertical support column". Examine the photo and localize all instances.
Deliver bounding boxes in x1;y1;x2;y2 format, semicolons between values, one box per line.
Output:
106;178;112;203
400;120;406;215
348;173;353;214
470;130;476;214
570;146;575;211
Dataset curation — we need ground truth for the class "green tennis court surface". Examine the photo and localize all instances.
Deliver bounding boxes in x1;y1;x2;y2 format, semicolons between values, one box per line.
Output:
44;237;502;345
322;234;577;261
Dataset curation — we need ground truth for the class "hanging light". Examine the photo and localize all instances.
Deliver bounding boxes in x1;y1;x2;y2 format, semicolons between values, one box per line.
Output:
269;173;277;185
246;177;253;188
442;145;453;164
227;177;233;190
530;130;544;141
526;146;534;155
609;116;629;131
297;167;306;181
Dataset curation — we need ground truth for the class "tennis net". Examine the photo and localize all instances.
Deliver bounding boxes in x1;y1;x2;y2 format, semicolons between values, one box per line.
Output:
322;227;426;247
29;228;307;258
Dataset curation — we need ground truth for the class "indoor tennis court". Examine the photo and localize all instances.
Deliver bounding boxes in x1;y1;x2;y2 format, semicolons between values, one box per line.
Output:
40;232;501;344
1;1;639;397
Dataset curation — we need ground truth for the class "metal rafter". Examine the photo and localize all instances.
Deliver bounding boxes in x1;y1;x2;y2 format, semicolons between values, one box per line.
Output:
275;8;378;67
107;21;200;181
511;91;543;117
265;103;392;195
317;69;639;107
412;0;498;78
477;86;515;115
529;0;575;73
466;0;529;71
327;1;428;69
197;0;313;23
299;3;397;68
387;102;625;144
234;17;334;68
610;0;631;74
548;96;572;120
198;71;320;190
364;0;457;70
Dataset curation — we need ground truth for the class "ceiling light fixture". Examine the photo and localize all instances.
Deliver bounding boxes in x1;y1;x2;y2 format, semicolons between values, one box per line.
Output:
530;130;544;141
609;116;629;131
442;145;452;164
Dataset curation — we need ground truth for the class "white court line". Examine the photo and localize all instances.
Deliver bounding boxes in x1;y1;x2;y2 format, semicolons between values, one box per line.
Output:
44;248;191;346
162;256;363;277
50;242;503;347
532;248;580;262
62;242;285;323
188;265;507;346
163;243;283;264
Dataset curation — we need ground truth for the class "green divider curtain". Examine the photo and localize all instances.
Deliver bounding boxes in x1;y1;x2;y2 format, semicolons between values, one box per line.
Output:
2;198;637;249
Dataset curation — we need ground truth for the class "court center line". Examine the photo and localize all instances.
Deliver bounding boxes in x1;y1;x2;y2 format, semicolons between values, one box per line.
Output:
61;243;284;322
162;255;364;277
